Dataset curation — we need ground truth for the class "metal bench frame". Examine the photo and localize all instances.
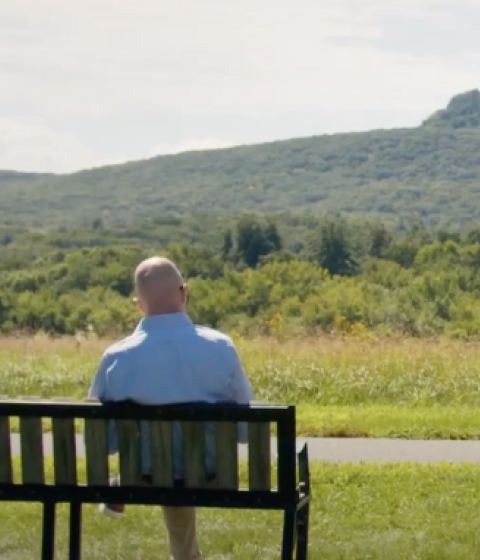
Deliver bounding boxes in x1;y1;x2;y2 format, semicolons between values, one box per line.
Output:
0;400;311;560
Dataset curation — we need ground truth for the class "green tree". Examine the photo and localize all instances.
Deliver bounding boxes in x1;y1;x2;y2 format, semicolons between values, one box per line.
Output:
368;223;392;258
0;290;12;326
92;218;104;230
313;218;359;276
264;220;282;252
221;229;233;260
436;228;461;243
466;227;480;244
384;241;419;268
235;215;281;268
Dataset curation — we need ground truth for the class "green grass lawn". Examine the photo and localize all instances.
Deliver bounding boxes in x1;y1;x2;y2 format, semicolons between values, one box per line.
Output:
2;461;480;559
3;335;480;439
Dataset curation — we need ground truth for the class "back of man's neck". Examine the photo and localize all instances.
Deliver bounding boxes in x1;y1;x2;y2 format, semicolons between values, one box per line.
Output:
144;309;184;317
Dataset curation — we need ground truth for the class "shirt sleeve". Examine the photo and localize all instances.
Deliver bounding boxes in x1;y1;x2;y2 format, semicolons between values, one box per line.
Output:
230;348;254;404
87;352;110;400
227;343;253;444
86;350;118;454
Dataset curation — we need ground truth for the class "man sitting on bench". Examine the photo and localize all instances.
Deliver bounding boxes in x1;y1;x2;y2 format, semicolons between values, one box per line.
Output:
88;256;253;560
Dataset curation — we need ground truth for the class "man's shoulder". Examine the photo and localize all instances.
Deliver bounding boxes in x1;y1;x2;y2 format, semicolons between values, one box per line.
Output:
192;324;235;346
102;331;144;359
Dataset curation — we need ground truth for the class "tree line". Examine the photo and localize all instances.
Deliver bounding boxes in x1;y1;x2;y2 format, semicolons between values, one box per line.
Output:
2;213;480;338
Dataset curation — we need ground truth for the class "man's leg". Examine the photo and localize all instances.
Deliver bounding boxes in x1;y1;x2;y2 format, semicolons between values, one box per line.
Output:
161;506;202;560
99;475;125;519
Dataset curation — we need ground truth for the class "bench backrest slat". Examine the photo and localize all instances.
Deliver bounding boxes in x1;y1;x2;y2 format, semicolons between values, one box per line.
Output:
84;419;109;485
215;422;238;490
248;423;271;491
0;416;12;484
52;418;77;485
183;421;207;488
117;420;142;486
150;420;174;487
20;416;44;484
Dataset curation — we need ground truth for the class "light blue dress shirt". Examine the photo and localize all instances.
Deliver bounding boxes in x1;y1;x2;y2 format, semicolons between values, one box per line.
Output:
87;312;253;479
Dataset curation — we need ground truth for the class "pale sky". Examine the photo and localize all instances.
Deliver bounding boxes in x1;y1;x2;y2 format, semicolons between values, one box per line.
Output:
1;0;479;173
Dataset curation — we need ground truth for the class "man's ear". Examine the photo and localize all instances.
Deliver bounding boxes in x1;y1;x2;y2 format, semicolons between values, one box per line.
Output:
133;297;143;313
181;283;188;303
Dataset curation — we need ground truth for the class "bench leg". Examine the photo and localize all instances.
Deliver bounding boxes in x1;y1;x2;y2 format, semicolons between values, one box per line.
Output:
296;503;310;560
281;509;296;560
296;443;311;560
41;502;56;560
69;502;82;560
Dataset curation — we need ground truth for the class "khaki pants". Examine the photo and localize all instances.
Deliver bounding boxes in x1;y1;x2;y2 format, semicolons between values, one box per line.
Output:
161;506;202;560
107;475;211;560
162;478;217;560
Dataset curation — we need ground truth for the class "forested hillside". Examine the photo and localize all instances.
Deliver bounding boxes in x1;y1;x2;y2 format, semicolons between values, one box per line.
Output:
2;91;480;227
0;171;53;186
0;212;377;268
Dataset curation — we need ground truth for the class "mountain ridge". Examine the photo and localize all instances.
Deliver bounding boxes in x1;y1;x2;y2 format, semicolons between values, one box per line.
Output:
2;90;480;227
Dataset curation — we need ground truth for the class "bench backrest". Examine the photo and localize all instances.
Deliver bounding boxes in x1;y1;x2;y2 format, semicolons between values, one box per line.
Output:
0;399;297;508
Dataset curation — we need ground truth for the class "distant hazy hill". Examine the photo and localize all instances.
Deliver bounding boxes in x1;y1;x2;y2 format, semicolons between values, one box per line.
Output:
2;90;480;227
0;170;54;187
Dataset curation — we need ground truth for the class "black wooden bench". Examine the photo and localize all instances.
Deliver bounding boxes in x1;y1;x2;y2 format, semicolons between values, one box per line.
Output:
0;399;311;560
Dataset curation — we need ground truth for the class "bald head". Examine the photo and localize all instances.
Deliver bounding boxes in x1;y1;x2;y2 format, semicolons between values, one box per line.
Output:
134;257;187;316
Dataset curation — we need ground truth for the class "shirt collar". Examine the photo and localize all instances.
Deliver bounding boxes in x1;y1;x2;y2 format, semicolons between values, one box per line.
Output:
135;312;193;333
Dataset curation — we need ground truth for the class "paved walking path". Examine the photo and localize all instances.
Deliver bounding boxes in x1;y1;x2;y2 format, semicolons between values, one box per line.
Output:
9;435;480;463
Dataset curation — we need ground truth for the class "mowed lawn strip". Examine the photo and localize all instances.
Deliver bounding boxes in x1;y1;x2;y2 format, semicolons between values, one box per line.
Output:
2;460;480;559
297;404;480;439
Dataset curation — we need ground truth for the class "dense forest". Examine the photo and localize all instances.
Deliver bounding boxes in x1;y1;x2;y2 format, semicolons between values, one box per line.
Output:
2;212;480;338
2;91;480;227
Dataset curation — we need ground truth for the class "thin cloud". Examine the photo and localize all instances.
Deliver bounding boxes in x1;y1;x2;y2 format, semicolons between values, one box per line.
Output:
0;118;125;173
0;118;94;173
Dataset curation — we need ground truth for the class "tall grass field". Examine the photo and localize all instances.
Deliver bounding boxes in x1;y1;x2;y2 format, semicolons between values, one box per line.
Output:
1;334;480;438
